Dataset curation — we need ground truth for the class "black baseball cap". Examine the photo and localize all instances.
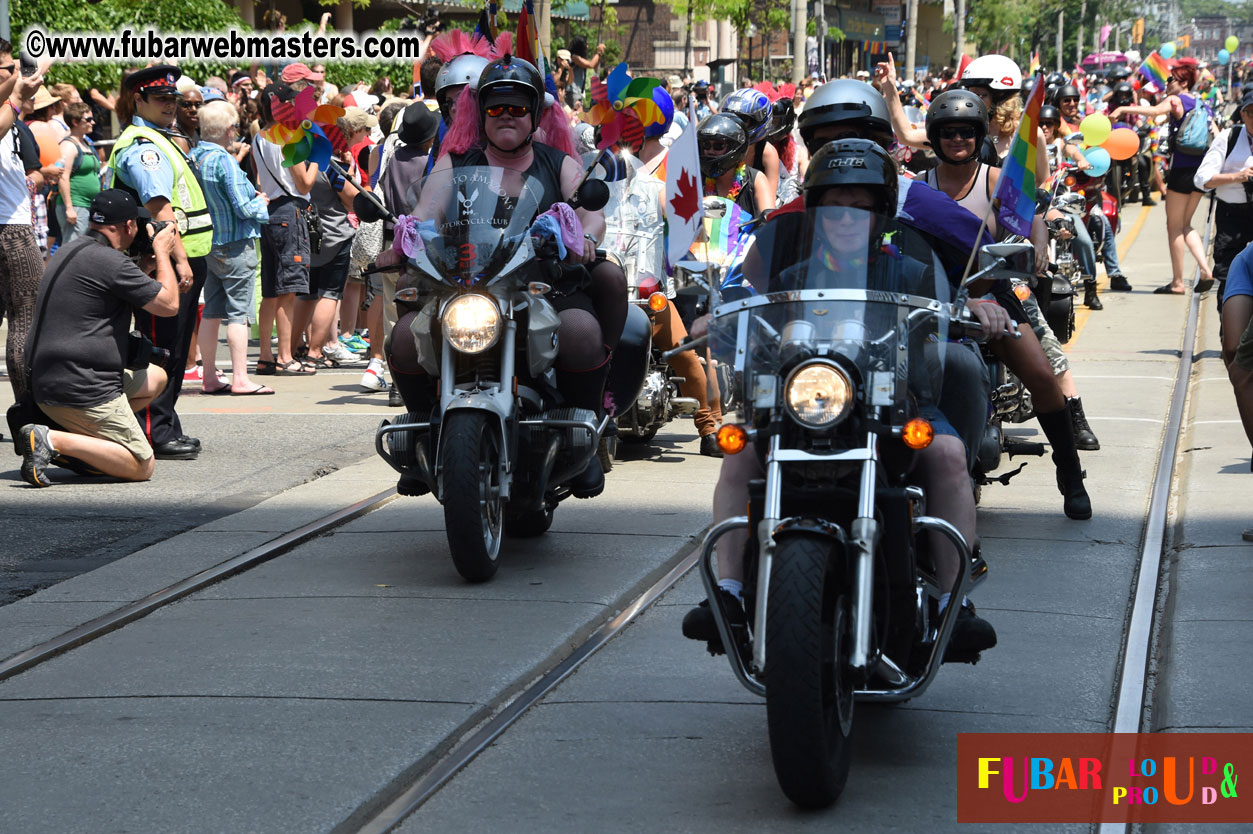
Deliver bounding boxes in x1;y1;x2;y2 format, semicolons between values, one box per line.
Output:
89;190;151;225
1240;89;1253;112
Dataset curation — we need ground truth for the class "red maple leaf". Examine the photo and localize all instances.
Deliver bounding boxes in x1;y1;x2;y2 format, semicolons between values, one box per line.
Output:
670;169;700;224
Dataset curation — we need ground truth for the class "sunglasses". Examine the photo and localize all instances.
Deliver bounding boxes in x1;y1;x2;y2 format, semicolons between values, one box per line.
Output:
0;63;15;73
1059;97;1079;104
702;139;732;153
1040;121;1059;129
485;104;531;118
179;101;202;109
825;204;874;220
938;126;977;140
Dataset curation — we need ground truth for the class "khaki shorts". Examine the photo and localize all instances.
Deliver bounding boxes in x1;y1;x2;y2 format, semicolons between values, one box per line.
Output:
1235;313;1253;371
39;369;154;462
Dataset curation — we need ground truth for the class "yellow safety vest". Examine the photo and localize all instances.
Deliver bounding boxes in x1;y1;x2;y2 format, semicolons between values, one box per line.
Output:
107;125;213;258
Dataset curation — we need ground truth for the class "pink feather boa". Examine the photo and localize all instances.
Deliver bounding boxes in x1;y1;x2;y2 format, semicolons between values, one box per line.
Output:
440;70;580;161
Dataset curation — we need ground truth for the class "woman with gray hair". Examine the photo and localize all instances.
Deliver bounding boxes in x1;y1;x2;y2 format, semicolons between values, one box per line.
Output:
190;99;274;395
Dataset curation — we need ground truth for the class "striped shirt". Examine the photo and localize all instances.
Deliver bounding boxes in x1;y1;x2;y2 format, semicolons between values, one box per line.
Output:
190;142;269;245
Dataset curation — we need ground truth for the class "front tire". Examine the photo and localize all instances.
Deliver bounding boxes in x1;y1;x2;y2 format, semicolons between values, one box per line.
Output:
441;411;504;582
765;533;854;809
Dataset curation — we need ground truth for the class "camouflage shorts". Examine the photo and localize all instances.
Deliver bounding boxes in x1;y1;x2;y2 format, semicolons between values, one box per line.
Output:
1019;288;1070;376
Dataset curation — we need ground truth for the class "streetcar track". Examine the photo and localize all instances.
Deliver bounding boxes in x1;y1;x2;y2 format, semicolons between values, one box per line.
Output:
0;488;398;682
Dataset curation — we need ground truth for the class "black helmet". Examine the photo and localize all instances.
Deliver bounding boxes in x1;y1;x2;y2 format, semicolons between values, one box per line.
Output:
925;89;988;165
803;138;899;214
1038;104;1062;125
1051;83;1080;104
766;99;796;144
797;79;894;153
1107;65;1133;83
1045;71;1067;89
476;55;545;133
1110;81;1135;108
697;113;749;179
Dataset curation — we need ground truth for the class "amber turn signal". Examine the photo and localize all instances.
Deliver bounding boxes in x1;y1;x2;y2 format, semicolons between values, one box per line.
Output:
648;291;668;312
902;418;934;450
717;423;748;455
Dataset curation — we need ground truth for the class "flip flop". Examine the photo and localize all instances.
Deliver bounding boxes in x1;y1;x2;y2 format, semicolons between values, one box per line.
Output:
231;384;275;396
1195;277;1215;293
201;385;232;396
1153;284;1185;294
255;360;279;376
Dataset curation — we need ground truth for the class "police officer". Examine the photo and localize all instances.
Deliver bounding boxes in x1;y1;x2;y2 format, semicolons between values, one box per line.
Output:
107;65;214;460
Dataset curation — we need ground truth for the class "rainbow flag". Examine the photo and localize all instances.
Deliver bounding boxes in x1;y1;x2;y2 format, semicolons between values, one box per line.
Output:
1139;51;1170;92
993;72;1045;238
516;0;558;97
1029;51;1040;75
694;197;754;268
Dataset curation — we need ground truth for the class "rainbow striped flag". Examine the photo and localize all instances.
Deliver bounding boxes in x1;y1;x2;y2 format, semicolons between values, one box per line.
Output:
516;0;558;97
993;72;1045;238
695;197;754;268
1029;51;1040;75
1139;51;1170;92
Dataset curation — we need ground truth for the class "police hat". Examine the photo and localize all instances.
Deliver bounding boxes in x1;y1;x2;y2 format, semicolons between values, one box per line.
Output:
89;189;152;225
126;65;182;97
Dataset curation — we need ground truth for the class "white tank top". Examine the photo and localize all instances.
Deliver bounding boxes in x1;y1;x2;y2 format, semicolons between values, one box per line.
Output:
925;163;992;221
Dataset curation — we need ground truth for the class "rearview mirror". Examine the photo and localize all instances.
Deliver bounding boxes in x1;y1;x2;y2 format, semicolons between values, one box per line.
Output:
571;179;610;212
353;191;392;224
973;242;1035;282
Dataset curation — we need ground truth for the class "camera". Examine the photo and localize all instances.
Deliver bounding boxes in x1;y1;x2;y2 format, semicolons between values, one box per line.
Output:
126;330;172;370
128;219;172;259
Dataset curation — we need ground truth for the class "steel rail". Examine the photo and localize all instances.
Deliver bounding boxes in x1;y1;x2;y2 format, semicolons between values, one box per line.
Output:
350;537;703;834
1096;198;1213;834
0;489;398;683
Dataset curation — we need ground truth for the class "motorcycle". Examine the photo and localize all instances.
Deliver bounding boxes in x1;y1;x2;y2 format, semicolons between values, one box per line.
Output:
367;166;649;582
693;206;1034;807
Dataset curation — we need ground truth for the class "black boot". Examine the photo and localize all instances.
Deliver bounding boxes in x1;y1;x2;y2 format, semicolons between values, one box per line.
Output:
1083;277;1103;310
1067;397;1100;451
557;355;612;499
1037;406;1092;520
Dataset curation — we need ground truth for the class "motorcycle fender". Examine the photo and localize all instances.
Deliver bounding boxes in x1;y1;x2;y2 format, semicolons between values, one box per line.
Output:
436;396;513;499
412;297;442;377
525;295;561;378
607;304;652;410
772;516;849;547
1051;274;1075;297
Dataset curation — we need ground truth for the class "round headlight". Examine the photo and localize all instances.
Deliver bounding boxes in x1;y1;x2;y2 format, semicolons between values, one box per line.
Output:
784;362;853;428
442;294;501;354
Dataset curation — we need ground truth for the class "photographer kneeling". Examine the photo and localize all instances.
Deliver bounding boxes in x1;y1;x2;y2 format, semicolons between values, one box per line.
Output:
17;190;181;487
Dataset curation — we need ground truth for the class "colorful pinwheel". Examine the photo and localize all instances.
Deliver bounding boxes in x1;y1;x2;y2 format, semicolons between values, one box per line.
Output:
586;63;674;149
262;85;350;169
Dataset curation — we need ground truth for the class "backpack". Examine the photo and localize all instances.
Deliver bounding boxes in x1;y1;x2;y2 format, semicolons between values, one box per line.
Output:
1174;98;1212;156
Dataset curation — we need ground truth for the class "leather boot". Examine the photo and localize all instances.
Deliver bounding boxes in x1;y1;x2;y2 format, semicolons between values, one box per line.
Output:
1037;406;1092;520
557;354;612;499
1067;397;1100;451
1083;276;1103;310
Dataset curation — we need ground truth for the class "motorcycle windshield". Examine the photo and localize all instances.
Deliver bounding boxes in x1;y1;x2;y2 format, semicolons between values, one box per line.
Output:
586;151;665;289
689;196;759;272
709;207;952;418
407;166;546;286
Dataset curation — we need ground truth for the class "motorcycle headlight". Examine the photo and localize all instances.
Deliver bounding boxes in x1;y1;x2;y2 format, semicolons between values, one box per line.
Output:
442;294;501;354
784;361;853;429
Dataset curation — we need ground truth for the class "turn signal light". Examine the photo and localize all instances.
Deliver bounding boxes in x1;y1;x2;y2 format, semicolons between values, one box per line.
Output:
902;418;934;450
717;423;748;455
648;292;668;312
1014;283;1032;301
1064;175;1078;188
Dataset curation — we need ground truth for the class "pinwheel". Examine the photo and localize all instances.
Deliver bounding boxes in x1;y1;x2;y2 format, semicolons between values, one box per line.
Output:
262;85;350;169
586;62;673;149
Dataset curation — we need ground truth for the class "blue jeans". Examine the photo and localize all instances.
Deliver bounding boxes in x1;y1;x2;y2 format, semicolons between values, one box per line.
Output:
1074;212;1124;278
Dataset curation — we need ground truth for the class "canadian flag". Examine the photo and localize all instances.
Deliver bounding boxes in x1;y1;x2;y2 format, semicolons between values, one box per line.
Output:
663;101;704;268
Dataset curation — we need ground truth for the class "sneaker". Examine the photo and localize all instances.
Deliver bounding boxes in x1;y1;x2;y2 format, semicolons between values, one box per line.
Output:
359;359;388;392
388;384;405;408
699;433;723;458
944;601;997;663
339;335;366;355
1109;274;1133;292
19;424;55;488
183;365;203;383
344;333;370;352
682;588;748;656
322;342;366;366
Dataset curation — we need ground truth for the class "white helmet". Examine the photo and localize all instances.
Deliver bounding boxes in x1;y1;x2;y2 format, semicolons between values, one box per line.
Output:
962;54;1023;92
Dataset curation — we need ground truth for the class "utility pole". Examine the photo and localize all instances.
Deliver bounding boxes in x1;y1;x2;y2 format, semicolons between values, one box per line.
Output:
816;0;827;78
792;0;806;83
1056;9;1064;70
905;0;919;77
1077;0;1085;69
955;0;966;66
685;3;694;78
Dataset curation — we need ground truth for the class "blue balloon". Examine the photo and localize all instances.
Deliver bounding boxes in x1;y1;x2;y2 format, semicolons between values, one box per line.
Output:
1160;42;1176;59
1219;49;1231;65
1083;146;1112;177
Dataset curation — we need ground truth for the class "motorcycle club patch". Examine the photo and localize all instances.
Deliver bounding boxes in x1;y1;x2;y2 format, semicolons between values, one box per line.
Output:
139;149;162;170
827;157;867;169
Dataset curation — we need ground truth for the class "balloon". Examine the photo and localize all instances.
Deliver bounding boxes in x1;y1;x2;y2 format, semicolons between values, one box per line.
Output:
1102;127;1140;161
1079;113;1112;147
1218;49;1231;66
1226;36;1239;53
1160;42;1176;59
26;122;61;166
1083;146;1112;177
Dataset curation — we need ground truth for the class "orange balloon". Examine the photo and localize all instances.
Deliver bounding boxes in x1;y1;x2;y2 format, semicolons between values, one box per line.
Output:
26;121;61;167
1103;128;1140;161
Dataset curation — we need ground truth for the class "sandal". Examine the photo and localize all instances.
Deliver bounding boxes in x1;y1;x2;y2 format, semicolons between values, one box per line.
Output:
255;359;279;376
1195;276;1215;293
1153;284;1185;295
304;356;341;370
277;360;317;375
